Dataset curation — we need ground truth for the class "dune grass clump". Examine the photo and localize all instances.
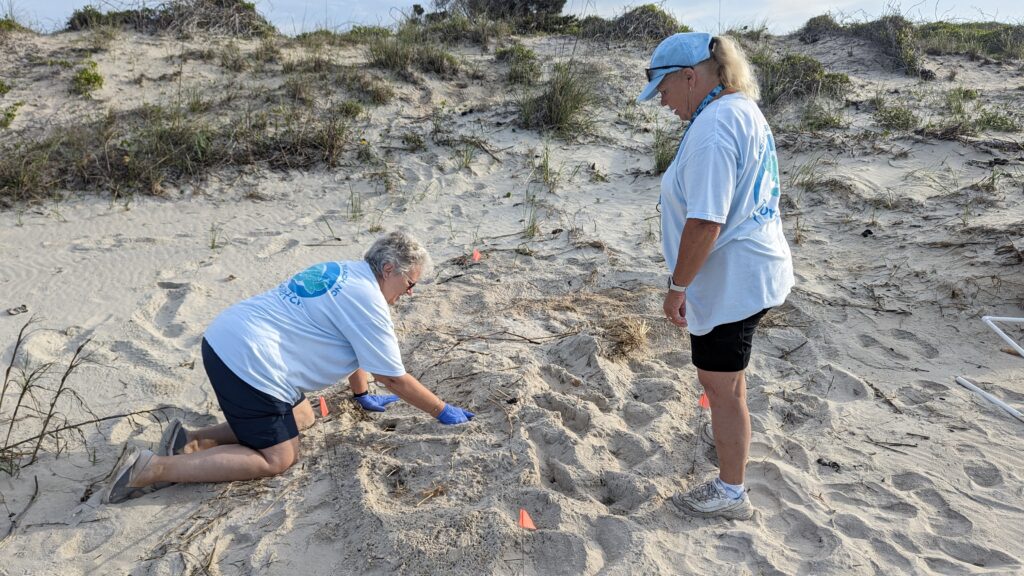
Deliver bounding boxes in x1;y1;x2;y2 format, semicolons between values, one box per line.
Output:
872;96;919;131
519;62;598;136
219;42;247;72
0;79;10;96
801;99;847;131
337;100;363;118
1;102;23;129
580;4;689;42
366;36;460;78
66;0;274;37
70;60;103;95
652;124;677;173
496;42;539;84
848;14;931;78
296;25;391;49
975;108;1021;132
751;52;851;109
337;68;394;105
918;21;1024;61
798;13;842;44
253;36;280;63
944;86;978;115
0;99;353;203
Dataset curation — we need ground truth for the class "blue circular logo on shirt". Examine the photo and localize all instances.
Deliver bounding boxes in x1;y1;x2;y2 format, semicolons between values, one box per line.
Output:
288;262;341;298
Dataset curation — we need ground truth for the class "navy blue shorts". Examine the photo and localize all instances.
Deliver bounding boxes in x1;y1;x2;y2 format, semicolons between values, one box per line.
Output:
690;308;770;372
201;338;304;450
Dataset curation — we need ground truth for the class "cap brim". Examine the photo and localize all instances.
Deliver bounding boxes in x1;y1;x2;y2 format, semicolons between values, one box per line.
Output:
636;76;661;103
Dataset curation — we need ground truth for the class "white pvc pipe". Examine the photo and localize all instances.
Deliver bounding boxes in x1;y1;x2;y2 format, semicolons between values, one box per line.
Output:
982;316;1024;358
955;376;1024;424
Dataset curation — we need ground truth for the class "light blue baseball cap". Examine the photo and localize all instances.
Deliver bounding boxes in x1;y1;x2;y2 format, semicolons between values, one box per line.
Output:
637;32;714;103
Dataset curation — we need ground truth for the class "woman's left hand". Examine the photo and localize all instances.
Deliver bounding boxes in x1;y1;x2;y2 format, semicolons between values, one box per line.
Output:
663;290;688;327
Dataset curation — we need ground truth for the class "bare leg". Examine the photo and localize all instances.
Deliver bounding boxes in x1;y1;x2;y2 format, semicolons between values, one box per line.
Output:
182;398;317;453
697;368;749;485
130;437;300;485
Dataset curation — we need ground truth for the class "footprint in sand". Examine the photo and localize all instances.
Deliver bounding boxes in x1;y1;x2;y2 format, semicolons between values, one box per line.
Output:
857;334;910;360
890;328;939;359
534;391;593;436
962;459;1003;488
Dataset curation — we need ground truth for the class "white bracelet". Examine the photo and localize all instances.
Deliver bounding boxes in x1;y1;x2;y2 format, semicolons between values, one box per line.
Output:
668;277;687;293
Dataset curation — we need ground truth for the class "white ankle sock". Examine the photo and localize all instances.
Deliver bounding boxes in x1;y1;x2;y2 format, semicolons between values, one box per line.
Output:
715;477;745;499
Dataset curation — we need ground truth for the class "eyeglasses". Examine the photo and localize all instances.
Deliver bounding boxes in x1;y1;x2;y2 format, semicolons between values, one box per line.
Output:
645;65;692;82
402;274;416;293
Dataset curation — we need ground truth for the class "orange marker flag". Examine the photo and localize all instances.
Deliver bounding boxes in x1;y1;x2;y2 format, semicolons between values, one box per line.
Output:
699;393;710;410
518;508;537;530
319;396;329;417
472;248;481;262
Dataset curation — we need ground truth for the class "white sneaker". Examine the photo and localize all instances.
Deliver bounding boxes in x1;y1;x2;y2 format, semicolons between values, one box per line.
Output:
670;479;753;520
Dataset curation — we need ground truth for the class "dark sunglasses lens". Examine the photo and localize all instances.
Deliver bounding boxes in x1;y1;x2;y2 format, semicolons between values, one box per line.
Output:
645;68;652;81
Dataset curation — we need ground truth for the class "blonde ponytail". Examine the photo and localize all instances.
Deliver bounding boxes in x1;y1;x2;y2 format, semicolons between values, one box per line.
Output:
709;35;760;102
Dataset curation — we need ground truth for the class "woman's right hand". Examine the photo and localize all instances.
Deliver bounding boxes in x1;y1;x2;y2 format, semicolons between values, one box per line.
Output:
663;290;688;327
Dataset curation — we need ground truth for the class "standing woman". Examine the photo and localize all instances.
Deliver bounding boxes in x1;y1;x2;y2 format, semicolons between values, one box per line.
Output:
638;33;794;520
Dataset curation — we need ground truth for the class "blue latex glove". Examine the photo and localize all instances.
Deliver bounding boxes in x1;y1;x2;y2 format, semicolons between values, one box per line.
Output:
354;394;400;412
436;403;475;425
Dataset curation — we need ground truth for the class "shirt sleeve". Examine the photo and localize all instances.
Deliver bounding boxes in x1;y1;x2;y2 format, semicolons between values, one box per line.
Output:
337;307;407;378
679;139;737;224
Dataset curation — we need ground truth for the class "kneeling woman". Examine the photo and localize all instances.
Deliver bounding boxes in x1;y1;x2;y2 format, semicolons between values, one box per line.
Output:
108;230;473;502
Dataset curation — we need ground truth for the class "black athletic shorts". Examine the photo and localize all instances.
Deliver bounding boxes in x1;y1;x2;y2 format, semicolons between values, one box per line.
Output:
201;338;305;450
690;308;770;372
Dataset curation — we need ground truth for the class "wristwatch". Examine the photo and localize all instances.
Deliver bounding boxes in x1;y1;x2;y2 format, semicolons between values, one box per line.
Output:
668;277;687;293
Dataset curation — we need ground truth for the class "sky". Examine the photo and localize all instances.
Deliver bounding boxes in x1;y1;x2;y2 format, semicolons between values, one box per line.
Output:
13;0;1024;36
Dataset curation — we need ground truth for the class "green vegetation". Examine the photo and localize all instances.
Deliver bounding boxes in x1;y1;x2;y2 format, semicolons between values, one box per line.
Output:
296;25;391;49
0;100;352;203
65;0;274;37
944;86;979;115
801;99;848;131
975;108;1021;132
518;62;599;136
70;60;104;95
918;21;1024;61
797;14;842;43
0;79;10;96
366;36;460;78
872;97;919;131
1;102;23;129
219;42;247;72
496;42;539;84
337;100;363;118
652;123;677;173
579;4;690;42
750;52;851;109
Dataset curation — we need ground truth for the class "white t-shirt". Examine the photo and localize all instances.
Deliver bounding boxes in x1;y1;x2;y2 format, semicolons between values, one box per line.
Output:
660;93;794;336
204;260;406;404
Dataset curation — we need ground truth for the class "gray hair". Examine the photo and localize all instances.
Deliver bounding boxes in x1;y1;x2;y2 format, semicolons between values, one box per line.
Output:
364;230;433;279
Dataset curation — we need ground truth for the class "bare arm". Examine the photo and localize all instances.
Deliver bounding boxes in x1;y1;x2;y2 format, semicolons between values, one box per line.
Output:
347;368;370;395
672;218;722;287
664;218;722;327
372;373;445;418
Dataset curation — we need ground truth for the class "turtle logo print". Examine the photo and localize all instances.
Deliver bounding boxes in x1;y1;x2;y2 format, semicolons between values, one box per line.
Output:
751;128;781;225
287;262;342;298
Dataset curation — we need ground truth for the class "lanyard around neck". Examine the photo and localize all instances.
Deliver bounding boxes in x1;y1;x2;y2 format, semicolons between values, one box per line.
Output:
691;84;725;124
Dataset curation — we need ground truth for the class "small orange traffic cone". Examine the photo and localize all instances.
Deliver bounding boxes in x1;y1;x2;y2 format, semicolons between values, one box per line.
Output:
518;508;536;530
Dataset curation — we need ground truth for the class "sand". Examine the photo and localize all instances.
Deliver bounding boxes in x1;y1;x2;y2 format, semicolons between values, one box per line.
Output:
1;24;1023;576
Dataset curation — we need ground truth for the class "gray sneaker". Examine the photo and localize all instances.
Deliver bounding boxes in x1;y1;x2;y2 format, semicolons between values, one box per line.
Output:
670;479;753;520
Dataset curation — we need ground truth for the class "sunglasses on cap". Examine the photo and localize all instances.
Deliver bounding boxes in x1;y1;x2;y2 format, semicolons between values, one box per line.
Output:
644;65;692;82
644;38;718;81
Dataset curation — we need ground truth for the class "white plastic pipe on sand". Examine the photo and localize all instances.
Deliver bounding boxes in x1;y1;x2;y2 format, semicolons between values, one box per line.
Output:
982;316;1024;358
954;376;1024;424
